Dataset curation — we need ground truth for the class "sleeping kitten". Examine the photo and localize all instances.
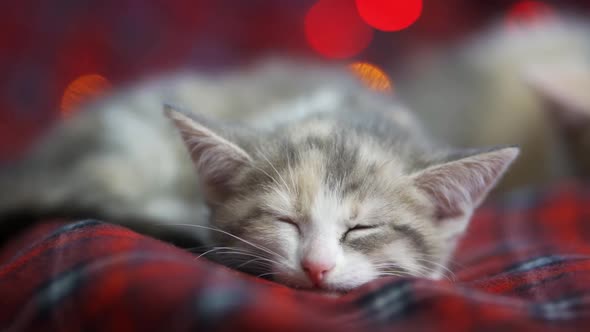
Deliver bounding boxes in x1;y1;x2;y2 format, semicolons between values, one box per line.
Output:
164;104;517;291
0;61;518;292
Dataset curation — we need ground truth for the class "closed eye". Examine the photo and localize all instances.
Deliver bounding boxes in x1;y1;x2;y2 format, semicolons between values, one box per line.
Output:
277;216;300;233
342;224;380;241
350;224;378;231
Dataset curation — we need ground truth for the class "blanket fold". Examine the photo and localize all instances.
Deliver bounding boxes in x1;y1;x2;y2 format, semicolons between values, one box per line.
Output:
1;182;590;331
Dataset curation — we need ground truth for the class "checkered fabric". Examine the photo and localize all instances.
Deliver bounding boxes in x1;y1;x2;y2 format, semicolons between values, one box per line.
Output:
1;182;590;331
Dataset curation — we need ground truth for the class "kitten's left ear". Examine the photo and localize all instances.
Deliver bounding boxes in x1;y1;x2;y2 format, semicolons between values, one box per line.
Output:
164;104;253;203
412;147;519;225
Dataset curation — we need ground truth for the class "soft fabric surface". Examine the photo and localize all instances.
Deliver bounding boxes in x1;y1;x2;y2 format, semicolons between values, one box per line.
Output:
2;182;590;332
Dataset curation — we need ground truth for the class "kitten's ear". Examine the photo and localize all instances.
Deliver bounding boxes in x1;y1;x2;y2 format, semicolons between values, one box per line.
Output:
413;147;519;223
164;104;253;202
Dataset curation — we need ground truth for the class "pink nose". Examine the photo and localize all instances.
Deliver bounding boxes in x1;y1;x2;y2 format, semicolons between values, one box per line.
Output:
301;260;335;286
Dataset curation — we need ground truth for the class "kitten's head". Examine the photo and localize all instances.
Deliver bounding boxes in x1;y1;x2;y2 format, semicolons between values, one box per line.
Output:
166;106;518;292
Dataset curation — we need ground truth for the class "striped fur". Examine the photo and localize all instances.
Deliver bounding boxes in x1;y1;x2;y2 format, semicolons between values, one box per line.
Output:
1;60;518;292
164;71;519;291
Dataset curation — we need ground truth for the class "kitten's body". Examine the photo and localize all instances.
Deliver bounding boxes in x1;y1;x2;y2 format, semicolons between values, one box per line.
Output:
1;62;421;231
0;60;519;291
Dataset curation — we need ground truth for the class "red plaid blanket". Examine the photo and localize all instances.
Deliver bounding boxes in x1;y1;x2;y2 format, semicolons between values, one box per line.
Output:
1;182;590;331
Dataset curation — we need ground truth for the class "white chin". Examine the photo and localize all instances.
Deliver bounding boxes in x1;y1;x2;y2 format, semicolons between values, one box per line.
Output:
272;268;375;293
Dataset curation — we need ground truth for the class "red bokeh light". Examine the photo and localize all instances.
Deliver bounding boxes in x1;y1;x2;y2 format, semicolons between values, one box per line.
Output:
305;0;374;59
60;74;111;117
506;1;555;28
355;0;422;32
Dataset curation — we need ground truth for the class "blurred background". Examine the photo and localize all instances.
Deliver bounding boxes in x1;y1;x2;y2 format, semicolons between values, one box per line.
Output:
1;0;589;161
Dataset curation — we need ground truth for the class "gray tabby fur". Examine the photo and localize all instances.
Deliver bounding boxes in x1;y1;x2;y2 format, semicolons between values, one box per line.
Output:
0;59;519;291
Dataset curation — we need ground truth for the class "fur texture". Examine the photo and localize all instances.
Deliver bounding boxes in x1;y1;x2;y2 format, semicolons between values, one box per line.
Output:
159;64;518;291
0;62;521;292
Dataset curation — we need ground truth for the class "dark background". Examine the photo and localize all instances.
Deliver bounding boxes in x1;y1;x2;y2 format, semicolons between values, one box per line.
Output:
1;0;589;160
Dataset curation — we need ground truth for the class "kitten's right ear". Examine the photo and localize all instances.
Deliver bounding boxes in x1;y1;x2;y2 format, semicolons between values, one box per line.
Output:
164;104;253;202
412;146;519;229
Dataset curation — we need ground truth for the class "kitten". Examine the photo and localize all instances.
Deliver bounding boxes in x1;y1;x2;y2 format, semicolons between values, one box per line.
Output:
164;104;517;291
0;61;518;292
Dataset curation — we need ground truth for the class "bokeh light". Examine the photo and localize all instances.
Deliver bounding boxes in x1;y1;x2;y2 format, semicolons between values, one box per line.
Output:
349;62;393;93
305;0;374;59
355;0;422;32
505;1;555;29
60;74;111;117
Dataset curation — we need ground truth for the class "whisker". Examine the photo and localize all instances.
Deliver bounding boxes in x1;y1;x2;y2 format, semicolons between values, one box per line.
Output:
235;258;271;268
191;245;285;269
378;272;408;278
251;163;282;188
373;261;438;279
164;223;288;262
197;247;226;259
371;255;457;281
257;148;291;194
285;147;298;195
412;258;457;281
184;244;216;252
256;272;281;278
214;250;281;266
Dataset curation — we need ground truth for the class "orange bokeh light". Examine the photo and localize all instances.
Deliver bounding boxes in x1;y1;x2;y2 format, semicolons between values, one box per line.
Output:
60;74;111;117
349;62;393;93
355;0;422;32
505;1;555;29
305;0;374;59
